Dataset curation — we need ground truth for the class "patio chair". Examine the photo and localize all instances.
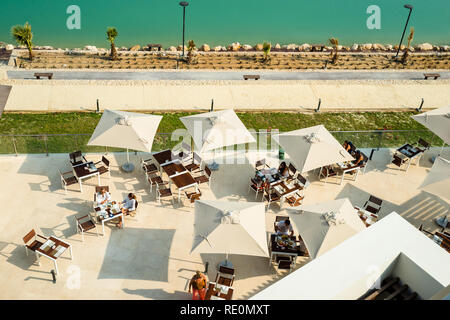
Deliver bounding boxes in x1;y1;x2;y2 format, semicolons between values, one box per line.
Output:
69;150;87;166
141;158;158;179
156;182;174;205
248;178;264;200
416;138;430;153
363;195;383;215
58;169;79;194
75;214;98;242
296;174;310;189
286;163;298;181
264;188;281;210
22;229;47;257
175;142;192;163
359;151;369;174
94;156;111;178
194;165;212;187
255;159;270;170
215;266;235;287
148;172;168;192
391;154;408;170
93;186;110;209
185;190;202;207
275;256;294;273
285;192;304;207
319;166;337;184
185;152;202;172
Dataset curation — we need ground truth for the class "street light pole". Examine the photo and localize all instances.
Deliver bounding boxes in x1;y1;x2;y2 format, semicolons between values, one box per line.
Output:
395;4;413;58
179;2;189;58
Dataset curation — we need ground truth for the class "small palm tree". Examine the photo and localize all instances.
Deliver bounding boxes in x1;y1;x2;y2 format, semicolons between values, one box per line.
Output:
262;42;272;63
187;40;196;64
11;22;33;61
401;27;415;65
106;27;118;61
328;37;339;64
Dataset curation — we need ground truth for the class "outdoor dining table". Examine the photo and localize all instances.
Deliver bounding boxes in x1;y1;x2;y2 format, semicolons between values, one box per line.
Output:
272;181;303;206
35;236;73;275
395;143;423;172
336;162;361;185
205;282;234;300
94;201;124;235
153;149;178;169
72;161;101;192
169;171;198;202
161;160;188;177
269;234;303;267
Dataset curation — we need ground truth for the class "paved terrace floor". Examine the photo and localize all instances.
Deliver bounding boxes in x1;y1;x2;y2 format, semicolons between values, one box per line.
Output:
0;148;448;300
7;70;450;81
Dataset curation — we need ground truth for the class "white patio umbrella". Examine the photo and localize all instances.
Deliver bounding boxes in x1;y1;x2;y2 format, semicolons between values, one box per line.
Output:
87;110;162;172
273;125;354;173
192;200;269;268
288;198;365;259
420;156;450;201
180;109;256;154
412;106;450;145
412;106;450;162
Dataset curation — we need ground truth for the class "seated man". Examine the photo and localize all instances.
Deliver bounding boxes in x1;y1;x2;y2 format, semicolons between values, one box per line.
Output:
352;150;365;166
96;187;111;206
275;219;294;237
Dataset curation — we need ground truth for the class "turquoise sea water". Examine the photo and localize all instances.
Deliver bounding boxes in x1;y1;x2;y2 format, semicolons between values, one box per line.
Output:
0;0;449;48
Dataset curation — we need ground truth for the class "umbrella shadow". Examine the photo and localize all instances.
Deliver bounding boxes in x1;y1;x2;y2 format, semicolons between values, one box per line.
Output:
98;227;175;282
208;162;256;200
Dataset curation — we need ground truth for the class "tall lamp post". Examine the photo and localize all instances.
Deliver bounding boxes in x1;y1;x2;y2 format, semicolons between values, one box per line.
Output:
395;4;413;58
179;1;189;58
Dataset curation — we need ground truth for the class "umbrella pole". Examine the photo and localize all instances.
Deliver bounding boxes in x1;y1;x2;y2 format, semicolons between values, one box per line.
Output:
218;252;233;269
121;148;135;172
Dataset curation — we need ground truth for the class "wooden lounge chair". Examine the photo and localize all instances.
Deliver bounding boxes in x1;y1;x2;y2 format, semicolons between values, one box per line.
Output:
416;138;430;153
148;172;168;192
175;142;192;163
75;214;98;242
286;163;298;181
22;229;47;258
59;169;79;194
285;192;304;207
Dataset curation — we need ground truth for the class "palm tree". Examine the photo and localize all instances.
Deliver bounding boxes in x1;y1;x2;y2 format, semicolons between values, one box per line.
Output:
262;42;272;63
187;40;196;64
106;27;118;61
328;37;339;64
11;22;33;61
401;27;415;65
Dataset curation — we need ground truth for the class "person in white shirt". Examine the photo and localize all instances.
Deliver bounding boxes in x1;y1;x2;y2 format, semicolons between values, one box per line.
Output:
275;219;294;236
117;193;137;228
96;188;111;206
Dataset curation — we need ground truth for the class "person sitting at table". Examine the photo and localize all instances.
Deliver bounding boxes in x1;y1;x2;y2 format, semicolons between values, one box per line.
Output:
352;150;365;166
275;219;294;237
96;188;111;206
343;140;351;152
121;193;137;215
278;162;289;178
188;270;208;300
